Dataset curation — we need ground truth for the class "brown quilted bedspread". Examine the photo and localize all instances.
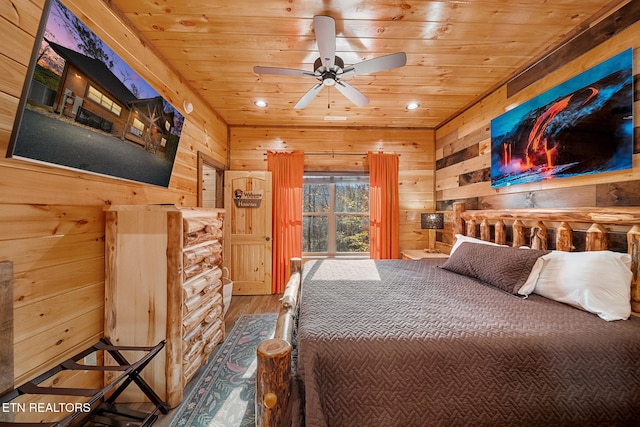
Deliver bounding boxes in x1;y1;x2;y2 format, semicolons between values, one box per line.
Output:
293;259;640;426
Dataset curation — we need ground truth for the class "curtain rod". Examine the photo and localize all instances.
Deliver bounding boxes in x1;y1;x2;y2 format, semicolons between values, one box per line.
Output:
263;152;400;156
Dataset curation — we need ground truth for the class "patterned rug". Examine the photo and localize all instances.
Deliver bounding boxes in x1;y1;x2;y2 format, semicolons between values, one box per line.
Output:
169;313;278;427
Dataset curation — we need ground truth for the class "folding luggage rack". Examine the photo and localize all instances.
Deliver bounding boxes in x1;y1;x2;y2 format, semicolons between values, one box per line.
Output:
0;338;169;427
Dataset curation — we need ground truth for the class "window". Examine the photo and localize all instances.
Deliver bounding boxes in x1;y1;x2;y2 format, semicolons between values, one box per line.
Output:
86;85;122;116
131;117;145;136
303;175;369;257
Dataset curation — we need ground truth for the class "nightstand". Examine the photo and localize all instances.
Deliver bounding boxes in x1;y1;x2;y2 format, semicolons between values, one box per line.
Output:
401;249;449;260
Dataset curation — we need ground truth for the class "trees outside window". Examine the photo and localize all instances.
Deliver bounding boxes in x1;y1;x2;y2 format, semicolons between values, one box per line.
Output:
302;175;369;257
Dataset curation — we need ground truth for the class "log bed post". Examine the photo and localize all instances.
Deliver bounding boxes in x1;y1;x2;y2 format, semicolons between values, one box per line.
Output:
512;220;526;247
556;222;573;252
465;219;478;238
256;257;302;427
452;202;465;238
586;223;609;251
530;221;548;250
480;219;491;241
494;220;507;245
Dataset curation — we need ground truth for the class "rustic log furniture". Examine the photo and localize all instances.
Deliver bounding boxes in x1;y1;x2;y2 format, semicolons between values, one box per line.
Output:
450;201;640;311
0;338;169;427
104;205;225;408
256;202;640;427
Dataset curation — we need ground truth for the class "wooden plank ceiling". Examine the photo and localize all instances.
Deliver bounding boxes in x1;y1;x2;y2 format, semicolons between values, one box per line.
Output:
110;0;627;129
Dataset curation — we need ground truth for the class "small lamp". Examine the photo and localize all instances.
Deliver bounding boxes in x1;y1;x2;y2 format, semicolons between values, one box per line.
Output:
421;213;444;230
421;213;444;253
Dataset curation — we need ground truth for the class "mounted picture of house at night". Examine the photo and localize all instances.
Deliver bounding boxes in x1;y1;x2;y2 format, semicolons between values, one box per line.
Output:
490;49;633;189
8;0;184;187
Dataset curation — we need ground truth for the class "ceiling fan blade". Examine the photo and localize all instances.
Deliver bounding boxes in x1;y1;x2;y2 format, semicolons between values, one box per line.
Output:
335;81;369;107
313;15;336;70
340;52;407;78
253;66;317;77
294;83;323;109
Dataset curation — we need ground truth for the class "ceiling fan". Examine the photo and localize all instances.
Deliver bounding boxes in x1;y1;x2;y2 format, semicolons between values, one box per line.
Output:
253;15;407;109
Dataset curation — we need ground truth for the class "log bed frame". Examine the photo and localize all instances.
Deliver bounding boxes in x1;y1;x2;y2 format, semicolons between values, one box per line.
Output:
254;202;640;427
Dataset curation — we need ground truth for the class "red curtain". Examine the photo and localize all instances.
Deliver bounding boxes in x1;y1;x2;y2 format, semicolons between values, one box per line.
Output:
267;151;304;293
368;152;400;259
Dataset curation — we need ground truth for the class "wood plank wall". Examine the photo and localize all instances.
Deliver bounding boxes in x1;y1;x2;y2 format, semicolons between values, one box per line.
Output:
0;1;227;388
229;127;435;251
434;16;640;252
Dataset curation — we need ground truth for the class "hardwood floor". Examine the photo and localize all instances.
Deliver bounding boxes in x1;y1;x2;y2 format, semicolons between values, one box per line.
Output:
223;294;282;334
146;294;282;427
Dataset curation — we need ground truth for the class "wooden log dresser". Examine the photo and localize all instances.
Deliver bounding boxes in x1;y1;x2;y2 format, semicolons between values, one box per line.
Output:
104;205;225;408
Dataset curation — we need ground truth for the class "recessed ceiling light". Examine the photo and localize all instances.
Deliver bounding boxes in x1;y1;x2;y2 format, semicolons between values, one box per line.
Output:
255;100;268;108
406;102;420;110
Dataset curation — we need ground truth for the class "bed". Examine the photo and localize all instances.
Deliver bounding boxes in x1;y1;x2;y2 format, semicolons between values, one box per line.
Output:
255;203;640;427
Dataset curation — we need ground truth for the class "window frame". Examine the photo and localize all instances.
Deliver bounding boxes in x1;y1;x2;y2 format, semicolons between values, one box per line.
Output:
131;117;145;136
86;84;122;116
302;174;370;259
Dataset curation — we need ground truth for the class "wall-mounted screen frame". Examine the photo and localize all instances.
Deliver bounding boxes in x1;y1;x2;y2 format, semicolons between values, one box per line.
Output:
490;49;633;189
6;0;184;187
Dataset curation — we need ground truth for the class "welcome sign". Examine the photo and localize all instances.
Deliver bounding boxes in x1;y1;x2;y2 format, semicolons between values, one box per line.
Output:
233;189;263;208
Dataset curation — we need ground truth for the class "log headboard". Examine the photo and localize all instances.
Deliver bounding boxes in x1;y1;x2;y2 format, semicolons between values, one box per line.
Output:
451;202;640;313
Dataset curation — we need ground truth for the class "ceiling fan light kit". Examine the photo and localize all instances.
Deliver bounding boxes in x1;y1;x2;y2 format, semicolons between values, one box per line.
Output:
253;15;407;110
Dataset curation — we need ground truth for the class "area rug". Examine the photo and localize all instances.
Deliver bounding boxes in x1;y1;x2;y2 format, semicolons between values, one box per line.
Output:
169;313;278;427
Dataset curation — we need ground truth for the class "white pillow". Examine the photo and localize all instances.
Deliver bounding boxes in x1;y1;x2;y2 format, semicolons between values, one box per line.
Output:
533;250;632;321
450;234;506;255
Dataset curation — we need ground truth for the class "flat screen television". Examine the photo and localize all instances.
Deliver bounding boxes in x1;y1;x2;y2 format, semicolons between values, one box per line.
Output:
6;0;184;188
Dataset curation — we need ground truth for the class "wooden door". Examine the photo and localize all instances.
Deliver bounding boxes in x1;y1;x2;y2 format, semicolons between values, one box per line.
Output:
224;171;273;294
